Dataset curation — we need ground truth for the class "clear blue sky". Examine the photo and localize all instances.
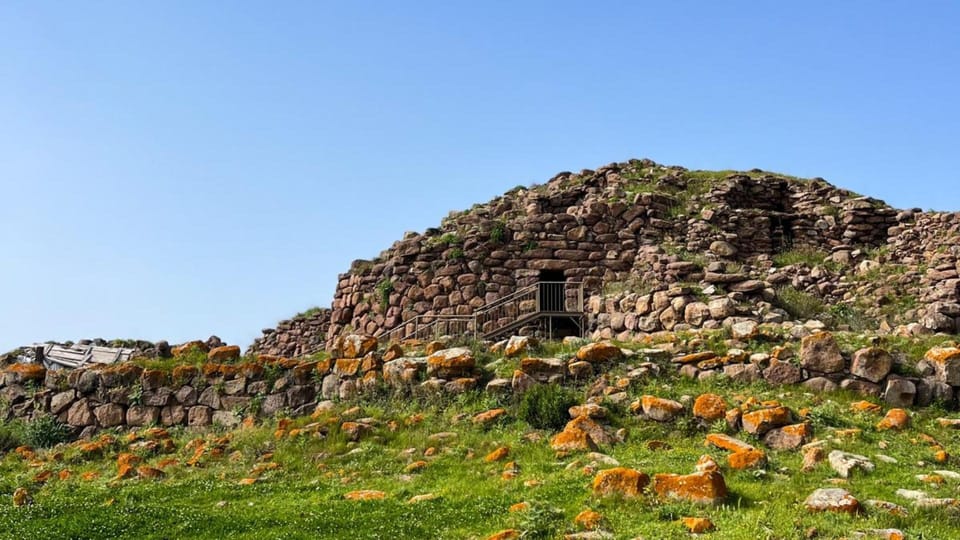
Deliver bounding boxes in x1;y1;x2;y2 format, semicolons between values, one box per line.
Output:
2;1;958;352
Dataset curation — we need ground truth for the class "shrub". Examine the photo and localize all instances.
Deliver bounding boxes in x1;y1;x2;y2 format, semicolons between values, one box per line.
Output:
517;501;564;538
21;414;70;448
0;422;24;452
774;286;826;320
375;279;394;309
490;221;507;244
517;384;578;431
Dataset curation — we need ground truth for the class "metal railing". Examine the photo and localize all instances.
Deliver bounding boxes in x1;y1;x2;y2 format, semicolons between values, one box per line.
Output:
379;281;583;343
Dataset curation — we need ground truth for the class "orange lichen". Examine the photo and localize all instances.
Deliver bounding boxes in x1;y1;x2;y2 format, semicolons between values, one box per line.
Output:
591;467;650;498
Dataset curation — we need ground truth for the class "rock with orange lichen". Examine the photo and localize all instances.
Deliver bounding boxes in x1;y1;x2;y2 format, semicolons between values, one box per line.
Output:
340;421;372;442
573;509;603;530
741;406;792;436
924;347;960;385
877;408;910;431
508;501;529;513
639;395;684;422
115;464;136;480
569;403;608;419
693;393;728;422
404;460;428;473
157;458;179;469
695;455;720;473
851;400;882;414
382;343;404;363
673;351;716;365
171;365;199;383
485;447;510;463
426;348;475;378
173;340;209;356
334;358;361;377
33;470;53;485
501;461;520;480
5;363;46;383
804;488;860;514
473;408;507;427
407;493;437;504
137;466;165;480
800;332;844;373
117;452;141;469
487;530;520;540
336;334;379;360
568;415;617;447
504;336;534;357
551;422;598;453
705;433;755;454
576;342;623;363
591;467;650;498
422;340;443;355
653;470;727;505
681;517;715;533
343;490;386;501
728;449;767;470
763;423;813;450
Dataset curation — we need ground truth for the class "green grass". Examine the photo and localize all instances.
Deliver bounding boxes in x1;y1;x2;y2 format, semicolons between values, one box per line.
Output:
772;247;835;269
773;285;827;320
293;306;325;319
4;344;960;539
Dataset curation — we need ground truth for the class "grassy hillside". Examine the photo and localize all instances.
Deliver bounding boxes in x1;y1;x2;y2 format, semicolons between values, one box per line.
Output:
3;338;960;539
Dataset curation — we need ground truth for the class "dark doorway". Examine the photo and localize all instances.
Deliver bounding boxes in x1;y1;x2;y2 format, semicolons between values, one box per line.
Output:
538;270;566;312
771;215;795;252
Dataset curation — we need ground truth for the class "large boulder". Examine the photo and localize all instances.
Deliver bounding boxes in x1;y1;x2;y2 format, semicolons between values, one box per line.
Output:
66;398;95;427
762;360;803;386
426;348;475;378
804;488;861;514
850;347;893;383
207;345;241;362
592;467;650;498
828;450;874;478
800;332;845;373
924;347;960;385
741;406;792;436
576;342;623;363
653;470;727;505
94;403;126;428
519;358;566;382
883;378;916;407
336;334;378;360
383;357;426;386
692;394;728;423
638;395;684;422
504;336;534;357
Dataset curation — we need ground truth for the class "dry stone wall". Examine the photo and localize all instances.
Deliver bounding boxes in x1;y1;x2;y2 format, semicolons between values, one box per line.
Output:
8;332;960;439
247;309;331;358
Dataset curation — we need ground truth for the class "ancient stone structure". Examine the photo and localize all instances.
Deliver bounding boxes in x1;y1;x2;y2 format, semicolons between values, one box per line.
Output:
247;158;960;352
247;309;331;358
